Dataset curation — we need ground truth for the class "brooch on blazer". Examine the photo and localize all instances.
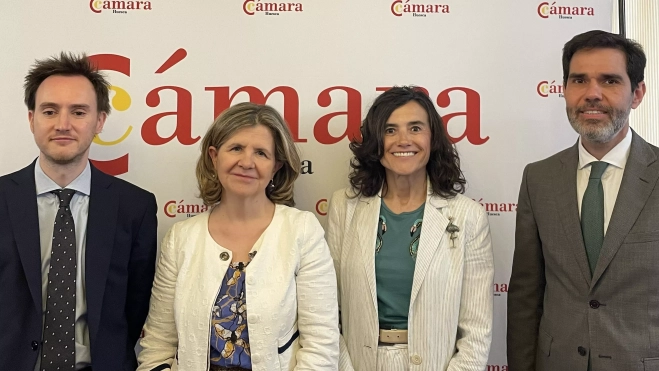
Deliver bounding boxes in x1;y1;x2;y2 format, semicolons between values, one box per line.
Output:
446;217;460;248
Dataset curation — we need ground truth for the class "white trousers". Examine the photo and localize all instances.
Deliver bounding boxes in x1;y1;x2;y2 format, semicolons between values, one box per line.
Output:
376;344;409;371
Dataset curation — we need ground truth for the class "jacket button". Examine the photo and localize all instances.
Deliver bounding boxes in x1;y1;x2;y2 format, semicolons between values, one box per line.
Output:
31;341;39;351
410;354;422;365
220;252;230;261
589;300;600;309
578;346;587;356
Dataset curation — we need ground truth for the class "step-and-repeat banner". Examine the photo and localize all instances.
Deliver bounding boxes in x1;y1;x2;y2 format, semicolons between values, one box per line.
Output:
0;1;611;367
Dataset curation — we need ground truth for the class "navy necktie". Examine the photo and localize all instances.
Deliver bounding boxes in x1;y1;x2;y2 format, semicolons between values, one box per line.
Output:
42;189;77;370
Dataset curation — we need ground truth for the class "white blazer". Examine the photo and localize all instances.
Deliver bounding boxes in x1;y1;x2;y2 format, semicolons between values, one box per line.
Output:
327;188;493;371
138;205;339;371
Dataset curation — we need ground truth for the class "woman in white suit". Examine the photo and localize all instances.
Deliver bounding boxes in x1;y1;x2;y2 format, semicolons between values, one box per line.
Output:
138;103;339;371
327;87;493;371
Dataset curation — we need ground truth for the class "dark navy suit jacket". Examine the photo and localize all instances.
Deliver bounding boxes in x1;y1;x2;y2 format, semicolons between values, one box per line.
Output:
0;160;158;371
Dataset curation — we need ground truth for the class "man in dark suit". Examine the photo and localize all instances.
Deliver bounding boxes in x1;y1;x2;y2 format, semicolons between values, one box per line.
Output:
0;52;158;371
507;30;659;371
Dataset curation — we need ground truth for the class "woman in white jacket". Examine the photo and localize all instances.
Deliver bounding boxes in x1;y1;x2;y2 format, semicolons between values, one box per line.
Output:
138;103;339;371
327;87;493;371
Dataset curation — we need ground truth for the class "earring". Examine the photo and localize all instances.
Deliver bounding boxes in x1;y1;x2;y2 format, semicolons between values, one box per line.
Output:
265;179;276;196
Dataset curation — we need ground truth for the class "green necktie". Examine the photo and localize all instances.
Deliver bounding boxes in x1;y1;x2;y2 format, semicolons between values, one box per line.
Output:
581;161;609;275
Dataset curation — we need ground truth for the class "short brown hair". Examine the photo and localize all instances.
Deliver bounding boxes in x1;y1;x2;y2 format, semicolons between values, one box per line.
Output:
563;30;646;91
196;102;301;206
24;52;111;114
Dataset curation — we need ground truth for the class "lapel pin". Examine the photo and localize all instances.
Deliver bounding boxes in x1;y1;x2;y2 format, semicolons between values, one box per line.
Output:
446;217;460;248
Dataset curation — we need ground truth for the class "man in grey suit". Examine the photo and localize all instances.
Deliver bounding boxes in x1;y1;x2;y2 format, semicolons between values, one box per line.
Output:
508;30;658;371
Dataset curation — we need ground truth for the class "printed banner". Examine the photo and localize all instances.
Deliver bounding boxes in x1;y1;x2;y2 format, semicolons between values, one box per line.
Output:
0;1;611;367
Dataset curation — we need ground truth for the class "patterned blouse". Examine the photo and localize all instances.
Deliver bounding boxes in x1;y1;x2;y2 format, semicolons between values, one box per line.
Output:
209;251;257;368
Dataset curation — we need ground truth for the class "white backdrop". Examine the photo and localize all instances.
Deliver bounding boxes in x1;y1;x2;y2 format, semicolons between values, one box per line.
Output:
0;1;611;368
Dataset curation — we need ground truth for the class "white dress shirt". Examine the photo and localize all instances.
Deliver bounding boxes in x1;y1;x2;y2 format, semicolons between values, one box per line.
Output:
577;129;632;235
34;159;91;370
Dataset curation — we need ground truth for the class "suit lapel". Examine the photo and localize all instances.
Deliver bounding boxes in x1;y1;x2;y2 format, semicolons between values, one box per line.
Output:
354;195;381;313
556;143;593;286
85;166;118;343
410;193;448;306
7;162;43;315
592;131;659;285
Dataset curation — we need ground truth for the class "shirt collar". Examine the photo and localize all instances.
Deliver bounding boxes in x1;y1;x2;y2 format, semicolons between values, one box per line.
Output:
34;158;92;196
578;128;632;170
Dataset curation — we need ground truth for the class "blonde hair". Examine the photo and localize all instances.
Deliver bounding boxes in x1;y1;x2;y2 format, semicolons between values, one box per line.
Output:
196;102;300;206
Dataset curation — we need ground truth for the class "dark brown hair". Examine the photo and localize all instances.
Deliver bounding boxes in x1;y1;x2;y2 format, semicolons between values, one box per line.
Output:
348;86;465;198
563;30;646;91
24;52;111;113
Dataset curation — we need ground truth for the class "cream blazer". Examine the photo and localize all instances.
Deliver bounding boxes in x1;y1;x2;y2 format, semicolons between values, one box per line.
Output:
327;188;493;371
137;205;339;371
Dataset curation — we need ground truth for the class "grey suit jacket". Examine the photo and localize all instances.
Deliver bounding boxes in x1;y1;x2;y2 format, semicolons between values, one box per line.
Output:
507;130;659;371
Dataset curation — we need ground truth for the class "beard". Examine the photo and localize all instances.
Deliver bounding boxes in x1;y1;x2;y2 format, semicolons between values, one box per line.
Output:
566;103;630;143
